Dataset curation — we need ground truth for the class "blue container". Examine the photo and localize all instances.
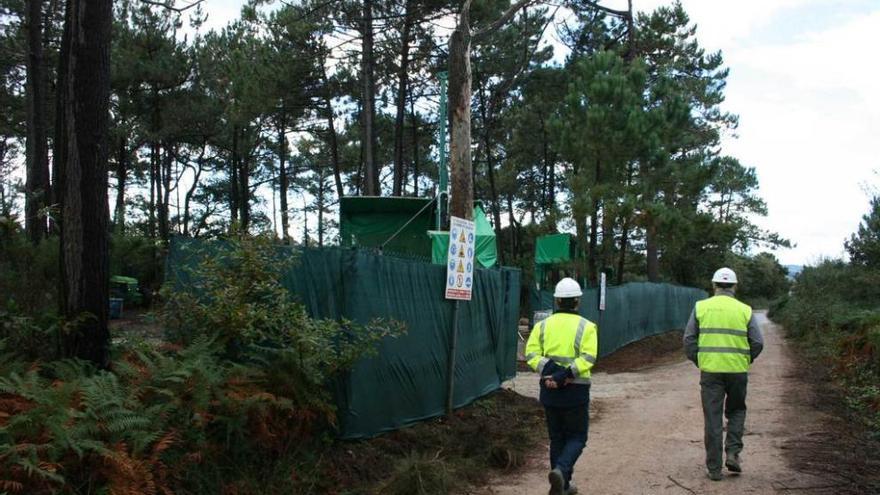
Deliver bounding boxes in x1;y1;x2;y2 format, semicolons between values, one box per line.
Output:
109;298;124;319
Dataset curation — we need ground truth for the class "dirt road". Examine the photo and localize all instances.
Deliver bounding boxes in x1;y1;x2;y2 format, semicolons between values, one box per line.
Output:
479;313;841;495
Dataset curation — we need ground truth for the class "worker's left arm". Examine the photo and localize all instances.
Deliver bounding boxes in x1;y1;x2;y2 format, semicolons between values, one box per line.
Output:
747;312;764;362
525;321;562;375
683;309;699;366
569;321;598;378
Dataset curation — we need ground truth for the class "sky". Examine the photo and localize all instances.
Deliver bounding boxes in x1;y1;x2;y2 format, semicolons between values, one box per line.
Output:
190;0;880;265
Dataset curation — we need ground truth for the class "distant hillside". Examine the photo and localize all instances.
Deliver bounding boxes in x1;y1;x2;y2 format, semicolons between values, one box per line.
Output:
785;265;803;279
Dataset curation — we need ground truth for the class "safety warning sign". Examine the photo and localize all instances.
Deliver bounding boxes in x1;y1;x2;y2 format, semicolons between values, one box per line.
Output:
445;216;475;301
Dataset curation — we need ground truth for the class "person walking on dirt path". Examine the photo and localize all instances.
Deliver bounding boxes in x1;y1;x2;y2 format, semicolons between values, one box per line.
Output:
525;277;598;495
683;267;764;482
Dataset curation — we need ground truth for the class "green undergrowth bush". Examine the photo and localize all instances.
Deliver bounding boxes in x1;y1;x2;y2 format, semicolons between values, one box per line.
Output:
773;260;880;436
0;235;405;494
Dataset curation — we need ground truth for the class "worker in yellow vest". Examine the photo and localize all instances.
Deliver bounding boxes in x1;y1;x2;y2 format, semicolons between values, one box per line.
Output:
683;267;764;481
525;278;598;495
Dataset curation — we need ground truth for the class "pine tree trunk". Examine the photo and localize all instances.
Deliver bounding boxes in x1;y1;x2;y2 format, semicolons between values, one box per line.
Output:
58;0;112;367
182;141;204;236
239;153;250;232
149;142;157;239
52;0;71;224
158;143;172;242
361;0;379;196
601;202;614;275
448;7;473;221
230;126;239;227
25;0;49;243
278;117;290;241
320;62;344;199
392;0;413;196
478;90;504;263
410;100;419;196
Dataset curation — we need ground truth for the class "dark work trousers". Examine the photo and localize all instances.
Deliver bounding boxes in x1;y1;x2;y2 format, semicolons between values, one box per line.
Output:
544;394;590;489
700;372;748;472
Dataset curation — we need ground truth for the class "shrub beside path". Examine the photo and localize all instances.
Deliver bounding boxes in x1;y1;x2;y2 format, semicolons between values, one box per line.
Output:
478;313;847;495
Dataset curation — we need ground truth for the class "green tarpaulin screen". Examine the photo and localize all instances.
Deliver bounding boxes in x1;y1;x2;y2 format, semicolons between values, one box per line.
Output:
166;238;520;439
530;283;706;357
429;205;497;268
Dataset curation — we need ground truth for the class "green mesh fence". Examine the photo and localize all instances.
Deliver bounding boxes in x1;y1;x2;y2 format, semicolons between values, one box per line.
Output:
531;283;706;357
166;238;521;439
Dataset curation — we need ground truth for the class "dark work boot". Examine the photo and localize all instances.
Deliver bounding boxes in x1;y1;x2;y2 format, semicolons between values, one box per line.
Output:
707;470;723;481
565;484;579;495
726;453;742;473
548;468;565;495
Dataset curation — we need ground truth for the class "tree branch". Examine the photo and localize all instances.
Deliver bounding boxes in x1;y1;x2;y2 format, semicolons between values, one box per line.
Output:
472;0;535;41
140;0;206;13
580;0;631;18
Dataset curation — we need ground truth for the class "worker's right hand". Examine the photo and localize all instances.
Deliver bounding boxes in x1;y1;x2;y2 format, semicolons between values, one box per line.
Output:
542;377;558;389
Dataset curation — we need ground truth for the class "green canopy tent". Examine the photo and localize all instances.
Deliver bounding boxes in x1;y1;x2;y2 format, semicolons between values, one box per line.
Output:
339;197;436;258
534;233;580;290
428;204;498;268
339;197;497;268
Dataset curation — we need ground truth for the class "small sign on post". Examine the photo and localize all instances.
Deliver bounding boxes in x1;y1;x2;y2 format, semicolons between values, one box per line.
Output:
599;272;607;311
445;216;476;301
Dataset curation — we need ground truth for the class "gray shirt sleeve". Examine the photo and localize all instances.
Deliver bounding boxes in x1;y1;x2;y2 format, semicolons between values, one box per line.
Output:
683;308;699;366
747;313;764;362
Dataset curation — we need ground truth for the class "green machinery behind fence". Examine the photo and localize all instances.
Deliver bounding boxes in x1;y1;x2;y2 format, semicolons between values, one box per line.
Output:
166;238;521;439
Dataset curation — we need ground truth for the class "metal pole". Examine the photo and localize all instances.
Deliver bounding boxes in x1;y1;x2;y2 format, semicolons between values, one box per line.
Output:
445;299;460;417
437;71;449;231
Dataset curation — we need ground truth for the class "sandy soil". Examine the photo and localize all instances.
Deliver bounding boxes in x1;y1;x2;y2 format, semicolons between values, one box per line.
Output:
476;313;844;495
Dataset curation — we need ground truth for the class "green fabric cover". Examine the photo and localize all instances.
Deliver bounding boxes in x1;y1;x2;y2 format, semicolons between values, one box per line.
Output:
166;238;521;439
428;205;498;268
535;233;575;265
339;197;435;257
530;282;706;358
110;275;138;286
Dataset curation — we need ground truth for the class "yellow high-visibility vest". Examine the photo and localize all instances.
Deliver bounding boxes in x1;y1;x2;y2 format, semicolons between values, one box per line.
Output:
696;295;752;373
524;312;598;383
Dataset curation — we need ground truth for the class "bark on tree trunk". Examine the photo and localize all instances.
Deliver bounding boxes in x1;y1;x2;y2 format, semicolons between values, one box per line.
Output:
321;62;344;199
52;0;71;224
25;0;49;243
239;152;250;232
601;201;614;275
361;0;379;196
58;0;112;367
448;3;474;221
159;143;172;242
410;100;419;196
278;116;290;241
478;90;505;264
392;0;413;196
149;142;157;239
182;140;205;236
230;126;239;227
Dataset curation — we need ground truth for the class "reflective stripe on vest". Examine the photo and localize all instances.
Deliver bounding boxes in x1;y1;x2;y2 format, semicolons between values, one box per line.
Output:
696;295;752;373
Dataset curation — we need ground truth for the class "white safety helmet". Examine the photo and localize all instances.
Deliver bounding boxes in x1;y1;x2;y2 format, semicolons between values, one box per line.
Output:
554;277;583;298
711;267;738;284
